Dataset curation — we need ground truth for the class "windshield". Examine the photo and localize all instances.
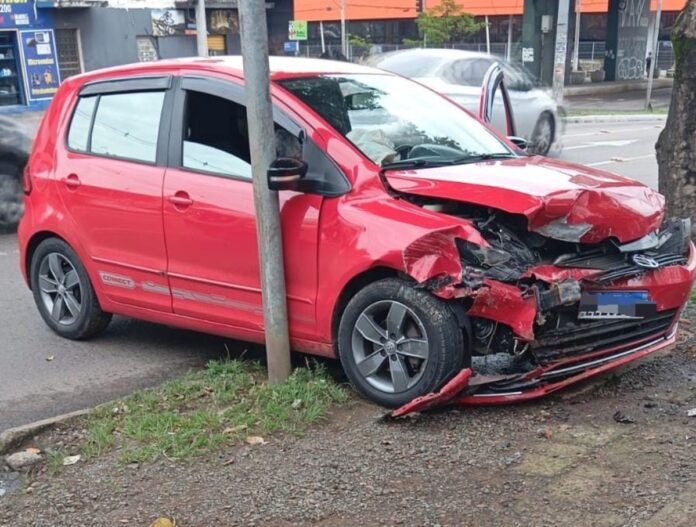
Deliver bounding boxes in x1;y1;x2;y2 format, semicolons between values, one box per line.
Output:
278;74;514;168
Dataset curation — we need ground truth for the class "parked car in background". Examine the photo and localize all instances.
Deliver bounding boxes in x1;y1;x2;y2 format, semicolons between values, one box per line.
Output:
0;115;32;232
18;57;695;411
365;48;560;155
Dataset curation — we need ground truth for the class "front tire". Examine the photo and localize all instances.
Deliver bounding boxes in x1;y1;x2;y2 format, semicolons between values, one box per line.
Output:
529;113;555;156
30;238;112;340
338;278;469;408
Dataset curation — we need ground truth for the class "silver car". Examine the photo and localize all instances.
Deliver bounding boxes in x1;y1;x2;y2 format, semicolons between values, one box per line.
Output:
365;48;560;155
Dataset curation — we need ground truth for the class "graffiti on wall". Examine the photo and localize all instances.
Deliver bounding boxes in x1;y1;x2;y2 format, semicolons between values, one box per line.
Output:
615;0;649;80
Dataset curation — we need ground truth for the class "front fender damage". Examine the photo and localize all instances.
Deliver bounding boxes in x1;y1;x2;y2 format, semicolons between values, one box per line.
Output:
395;224;691;417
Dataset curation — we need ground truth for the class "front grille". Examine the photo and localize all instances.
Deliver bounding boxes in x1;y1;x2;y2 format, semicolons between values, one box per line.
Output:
531;309;677;364
593;254;688;284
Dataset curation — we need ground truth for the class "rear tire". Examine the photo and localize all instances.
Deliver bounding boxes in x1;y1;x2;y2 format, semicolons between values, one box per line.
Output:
30;238;112;340
338;278;469;408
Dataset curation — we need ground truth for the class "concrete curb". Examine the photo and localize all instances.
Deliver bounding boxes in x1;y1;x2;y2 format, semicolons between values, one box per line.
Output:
564;114;668;124
0;408;92;456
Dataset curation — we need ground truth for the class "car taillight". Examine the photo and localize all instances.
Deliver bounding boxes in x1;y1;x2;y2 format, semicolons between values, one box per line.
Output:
22;165;32;194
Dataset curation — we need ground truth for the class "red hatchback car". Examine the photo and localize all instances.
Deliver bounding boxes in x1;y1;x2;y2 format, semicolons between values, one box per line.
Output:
18;57;696;409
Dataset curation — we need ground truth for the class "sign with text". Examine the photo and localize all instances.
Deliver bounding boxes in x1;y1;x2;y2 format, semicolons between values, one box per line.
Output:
20;29;61;101
288;20;308;41
0;0;51;28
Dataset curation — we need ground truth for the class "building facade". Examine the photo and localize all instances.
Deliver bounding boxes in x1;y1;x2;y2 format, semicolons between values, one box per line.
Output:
0;0;60;109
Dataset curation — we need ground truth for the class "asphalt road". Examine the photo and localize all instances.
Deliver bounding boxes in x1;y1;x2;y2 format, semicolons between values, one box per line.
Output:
0;119;664;433
555;119;663;188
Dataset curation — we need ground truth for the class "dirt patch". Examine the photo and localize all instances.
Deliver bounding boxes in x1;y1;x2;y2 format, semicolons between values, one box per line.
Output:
1;305;695;527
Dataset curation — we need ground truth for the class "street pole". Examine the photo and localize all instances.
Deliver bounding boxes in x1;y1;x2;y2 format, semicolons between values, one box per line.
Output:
572;0;581;71
552;0;571;105
485;15;491;54
506;14;513;61
340;0;347;57
645;0;662;110
238;0;292;384
320;20;326;54
196;0;208;57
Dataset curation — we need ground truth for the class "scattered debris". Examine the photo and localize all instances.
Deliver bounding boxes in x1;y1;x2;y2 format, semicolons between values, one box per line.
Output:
504;452;523;466
687;408;696;417
536;428;553;440
45;355;54;362
245;436;267;446
223;424;247;435
62;455;81;466
149;517;175;527
223;458;235;466
613;411;636;424
291;398;303;409
4;449;43;470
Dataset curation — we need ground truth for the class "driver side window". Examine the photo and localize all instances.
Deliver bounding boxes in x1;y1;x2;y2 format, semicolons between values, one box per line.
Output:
181;90;302;179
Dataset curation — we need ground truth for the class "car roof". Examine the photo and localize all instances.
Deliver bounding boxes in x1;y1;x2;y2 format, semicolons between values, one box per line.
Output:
369;48;495;64
73;55;383;84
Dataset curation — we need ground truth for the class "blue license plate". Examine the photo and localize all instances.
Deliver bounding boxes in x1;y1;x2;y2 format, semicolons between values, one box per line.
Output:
578;291;657;320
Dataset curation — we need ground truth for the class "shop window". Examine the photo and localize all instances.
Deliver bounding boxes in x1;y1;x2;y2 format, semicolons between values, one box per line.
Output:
0;32;22;106
207;35;226;56
55;29;82;81
88;91;165;163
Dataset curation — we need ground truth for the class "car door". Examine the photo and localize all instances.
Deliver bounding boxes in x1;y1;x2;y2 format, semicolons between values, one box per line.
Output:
57;77;174;311
479;63;516;137
501;63;539;140
161;75;321;338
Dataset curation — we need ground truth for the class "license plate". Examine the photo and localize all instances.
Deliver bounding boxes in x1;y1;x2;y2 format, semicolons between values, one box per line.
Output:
578;291;657;320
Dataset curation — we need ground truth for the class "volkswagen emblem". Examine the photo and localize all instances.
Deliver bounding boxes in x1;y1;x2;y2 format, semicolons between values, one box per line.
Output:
632;254;660;269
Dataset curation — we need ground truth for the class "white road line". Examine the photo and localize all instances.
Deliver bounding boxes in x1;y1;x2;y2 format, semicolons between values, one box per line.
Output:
564;139;638;151
563;126;660;138
586;153;655;167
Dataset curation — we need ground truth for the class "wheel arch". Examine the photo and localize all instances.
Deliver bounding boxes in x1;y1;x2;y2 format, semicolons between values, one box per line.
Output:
330;266;402;350
24;230;70;289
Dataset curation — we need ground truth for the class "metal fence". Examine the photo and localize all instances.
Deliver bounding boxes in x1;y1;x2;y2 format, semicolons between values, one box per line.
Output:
297;40;675;72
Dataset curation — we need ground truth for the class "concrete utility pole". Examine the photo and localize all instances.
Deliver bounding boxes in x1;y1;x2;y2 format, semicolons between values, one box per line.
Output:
485;15;491;54
238;0;292;384
552;0;571;105
196;0;208;57
506;14;513;61
340;0;347;57
572;0;581;71
646;0;663;109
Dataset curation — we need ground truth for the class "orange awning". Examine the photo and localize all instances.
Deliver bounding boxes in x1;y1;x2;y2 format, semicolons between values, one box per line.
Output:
293;0;686;22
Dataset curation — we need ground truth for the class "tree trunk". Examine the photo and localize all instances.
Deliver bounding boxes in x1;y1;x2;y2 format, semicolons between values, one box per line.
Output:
656;0;696;237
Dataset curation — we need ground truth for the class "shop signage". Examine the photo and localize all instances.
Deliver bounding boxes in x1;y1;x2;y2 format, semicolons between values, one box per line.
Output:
288;20;307;41
0;0;50;29
19;29;60;101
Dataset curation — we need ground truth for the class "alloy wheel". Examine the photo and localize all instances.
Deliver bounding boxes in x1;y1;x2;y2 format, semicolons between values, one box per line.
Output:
531;116;553;155
351;300;430;394
38;252;83;325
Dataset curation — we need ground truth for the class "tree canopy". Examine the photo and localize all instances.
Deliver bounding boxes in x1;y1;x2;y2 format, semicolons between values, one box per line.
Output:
414;0;484;46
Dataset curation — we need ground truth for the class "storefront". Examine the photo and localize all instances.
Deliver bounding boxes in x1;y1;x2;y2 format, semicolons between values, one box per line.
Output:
0;0;59;110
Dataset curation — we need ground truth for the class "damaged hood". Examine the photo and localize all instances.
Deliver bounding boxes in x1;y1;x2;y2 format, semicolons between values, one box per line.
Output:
384;156;665;244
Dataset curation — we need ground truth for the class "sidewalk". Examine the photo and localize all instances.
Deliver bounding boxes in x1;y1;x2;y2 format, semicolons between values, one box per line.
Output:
564;80;672;114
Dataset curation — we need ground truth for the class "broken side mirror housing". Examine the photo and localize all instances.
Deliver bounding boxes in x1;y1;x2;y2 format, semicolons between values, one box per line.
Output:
267;157;309;192
508;136;528;151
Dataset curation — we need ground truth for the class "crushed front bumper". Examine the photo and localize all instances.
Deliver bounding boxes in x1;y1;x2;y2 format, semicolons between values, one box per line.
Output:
393;241;696;417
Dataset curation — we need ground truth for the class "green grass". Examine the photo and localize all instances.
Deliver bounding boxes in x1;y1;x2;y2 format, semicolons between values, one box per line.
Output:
46;450;65;476
81;360;348;464
690;287;696;303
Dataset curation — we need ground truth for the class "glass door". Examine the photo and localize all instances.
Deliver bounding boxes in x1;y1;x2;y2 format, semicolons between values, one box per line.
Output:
0;31;23;106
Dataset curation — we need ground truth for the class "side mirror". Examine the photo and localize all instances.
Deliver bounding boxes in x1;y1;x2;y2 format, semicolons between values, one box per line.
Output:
508;136;528;151
267;157;308;191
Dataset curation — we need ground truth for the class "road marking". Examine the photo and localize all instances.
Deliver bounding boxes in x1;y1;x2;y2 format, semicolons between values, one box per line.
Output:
563;127;656;138
586;153;655;167
564;139;638;151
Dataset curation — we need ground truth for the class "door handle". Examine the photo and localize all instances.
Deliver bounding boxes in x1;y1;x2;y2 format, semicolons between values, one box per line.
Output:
64;173;81;190
168;191;193;209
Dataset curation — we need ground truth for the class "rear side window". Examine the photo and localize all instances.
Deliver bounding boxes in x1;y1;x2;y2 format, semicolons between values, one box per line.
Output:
67;91;166;164
67;96;97;152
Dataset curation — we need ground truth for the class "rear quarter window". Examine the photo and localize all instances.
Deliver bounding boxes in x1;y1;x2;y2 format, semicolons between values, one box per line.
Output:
66;90;166;164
